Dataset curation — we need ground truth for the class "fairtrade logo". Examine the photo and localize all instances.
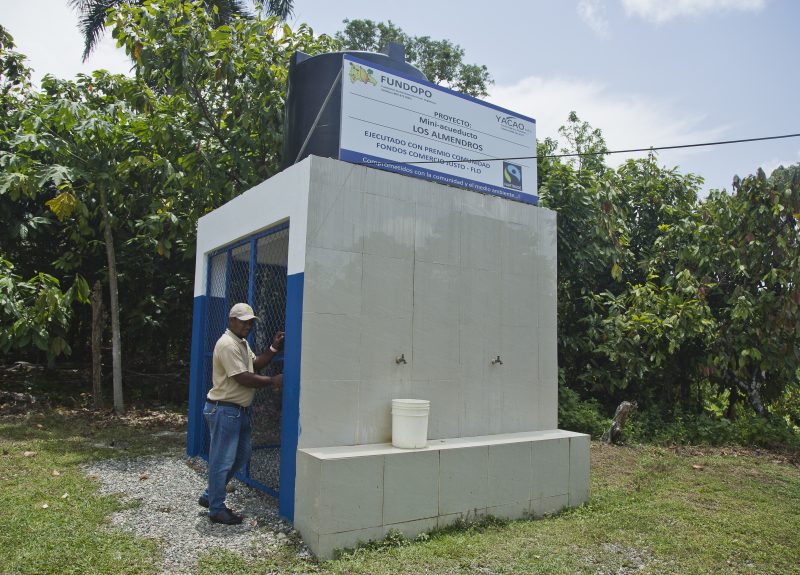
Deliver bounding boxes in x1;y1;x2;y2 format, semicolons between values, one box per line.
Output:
503;162;523;190
349;62;377;86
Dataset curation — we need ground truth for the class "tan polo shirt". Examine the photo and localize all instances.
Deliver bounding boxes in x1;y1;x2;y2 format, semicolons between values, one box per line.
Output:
207;329;257;407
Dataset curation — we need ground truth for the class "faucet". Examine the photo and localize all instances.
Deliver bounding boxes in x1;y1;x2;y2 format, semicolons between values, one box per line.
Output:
395;353;407;365
491;355;503;365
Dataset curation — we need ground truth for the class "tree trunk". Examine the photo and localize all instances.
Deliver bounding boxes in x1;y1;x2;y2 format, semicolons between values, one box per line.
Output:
91;280;104;410
725;389;738;419
737;372;767;417
99;187;124;414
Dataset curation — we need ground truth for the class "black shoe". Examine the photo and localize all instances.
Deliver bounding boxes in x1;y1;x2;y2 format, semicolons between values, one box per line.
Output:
209;508;243;525
198;495;209;508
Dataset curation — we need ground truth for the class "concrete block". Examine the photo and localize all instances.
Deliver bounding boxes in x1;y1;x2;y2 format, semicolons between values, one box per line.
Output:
537;333;558;430
363;192;415;260
298;380;358;448
412;261;460;381
415;201;461;266
294;451;321;534
532;493;568;518
532;438;569;499
461;211;502;271
303;247;362;316
316;526;384;560
501;272;537;329
439;446;489;515
502;222;537;278
306;180;364;253
500;380;538;433
356;380;392;444
359;312;412;387
318;456;384;534
362;254;413;320
384;450;439;524
407;379;461;440
488;442;532;507
569;434;590;506
301;313;361;381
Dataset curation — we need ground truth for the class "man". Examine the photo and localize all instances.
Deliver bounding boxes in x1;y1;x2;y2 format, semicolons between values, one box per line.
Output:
199;302;284;525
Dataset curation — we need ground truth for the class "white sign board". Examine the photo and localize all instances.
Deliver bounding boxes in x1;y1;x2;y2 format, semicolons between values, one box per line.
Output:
340;55;538;204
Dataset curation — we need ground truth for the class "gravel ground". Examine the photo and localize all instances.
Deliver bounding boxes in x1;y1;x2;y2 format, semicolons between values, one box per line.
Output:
84;448;308;574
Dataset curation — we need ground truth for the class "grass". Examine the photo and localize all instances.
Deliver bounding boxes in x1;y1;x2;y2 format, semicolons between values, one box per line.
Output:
0;409;185;575
2;411;799;575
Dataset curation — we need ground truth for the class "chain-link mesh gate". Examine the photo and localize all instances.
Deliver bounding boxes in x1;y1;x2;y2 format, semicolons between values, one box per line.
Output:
200;224;289;496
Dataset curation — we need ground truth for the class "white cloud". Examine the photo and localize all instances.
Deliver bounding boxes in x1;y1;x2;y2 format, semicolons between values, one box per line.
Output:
488;75;730;168
577;0;610;37
622;0;767;24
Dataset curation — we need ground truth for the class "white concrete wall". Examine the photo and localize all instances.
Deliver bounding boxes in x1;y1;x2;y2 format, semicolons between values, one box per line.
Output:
194;158;313;296
298;157;558;448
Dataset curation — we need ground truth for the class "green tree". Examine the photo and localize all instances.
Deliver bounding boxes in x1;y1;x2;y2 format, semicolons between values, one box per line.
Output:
682;169;800;415
0;70;190;412
110;0;338;199
0;258;89;365
0;26;59;280
68;0;295;61
335;19;492;98
537;144;628;405
2;4;339;406
557;111;609;176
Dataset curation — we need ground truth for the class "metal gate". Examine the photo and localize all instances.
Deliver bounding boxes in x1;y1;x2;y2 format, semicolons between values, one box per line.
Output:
196;224;289;497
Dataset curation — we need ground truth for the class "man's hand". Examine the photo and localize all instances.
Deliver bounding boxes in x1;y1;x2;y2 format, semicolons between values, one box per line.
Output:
271;373;283;389
255;331;285;370
271;331;285;351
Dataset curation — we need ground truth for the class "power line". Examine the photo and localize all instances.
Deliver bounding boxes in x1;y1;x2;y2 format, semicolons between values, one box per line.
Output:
398;132;800;166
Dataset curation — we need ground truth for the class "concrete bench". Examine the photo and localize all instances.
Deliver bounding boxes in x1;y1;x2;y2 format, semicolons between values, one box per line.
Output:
294;429;590;559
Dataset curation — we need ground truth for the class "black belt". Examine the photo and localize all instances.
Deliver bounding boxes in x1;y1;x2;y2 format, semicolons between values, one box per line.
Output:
206;399;249;410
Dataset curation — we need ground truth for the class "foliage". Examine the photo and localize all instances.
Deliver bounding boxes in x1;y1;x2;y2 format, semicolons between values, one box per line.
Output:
335;19;492;98
557;385;610;439
648;167;800;415
0;258;89;362
69;0;296;61
110;0;339;200
628;406;800;449
557;111;609;175
540;108;800;434
1;4;338;379
585;270;716;405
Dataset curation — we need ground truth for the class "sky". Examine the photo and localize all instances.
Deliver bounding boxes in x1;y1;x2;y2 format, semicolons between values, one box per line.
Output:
3;0;799;194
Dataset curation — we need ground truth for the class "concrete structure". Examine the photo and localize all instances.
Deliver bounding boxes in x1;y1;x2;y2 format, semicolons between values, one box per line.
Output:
296;431;589;558
190;155;589;559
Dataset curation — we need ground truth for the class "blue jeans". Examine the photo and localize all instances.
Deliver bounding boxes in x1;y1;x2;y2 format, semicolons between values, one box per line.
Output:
203;401;252;515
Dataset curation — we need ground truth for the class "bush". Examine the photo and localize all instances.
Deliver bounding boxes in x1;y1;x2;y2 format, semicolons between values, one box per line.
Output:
627;406;800;450
558;386;610;439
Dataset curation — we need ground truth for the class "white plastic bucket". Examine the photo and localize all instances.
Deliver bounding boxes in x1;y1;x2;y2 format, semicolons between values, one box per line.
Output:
391;399;430;448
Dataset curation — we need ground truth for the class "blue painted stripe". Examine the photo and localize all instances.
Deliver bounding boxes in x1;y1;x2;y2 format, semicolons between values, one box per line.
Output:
279;271;303;522
340;149;539;205
187;295;208;457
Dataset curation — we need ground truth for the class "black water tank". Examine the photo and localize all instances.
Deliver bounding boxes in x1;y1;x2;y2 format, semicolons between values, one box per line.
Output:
281;44;427;170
